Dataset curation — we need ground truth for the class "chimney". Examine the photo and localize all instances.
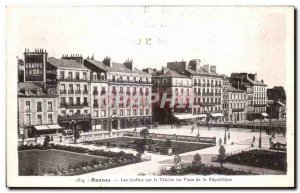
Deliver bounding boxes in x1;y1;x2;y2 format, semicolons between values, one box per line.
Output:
202;64;209;73
167;61;186;73
61;54;83;65
103;56;112;68
248;73;257;81
210;65;216;73
188;59;201;71
123;59;133;70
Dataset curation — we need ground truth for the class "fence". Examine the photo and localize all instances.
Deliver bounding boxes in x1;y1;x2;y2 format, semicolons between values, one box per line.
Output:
211;146;253;162
123;131;216;145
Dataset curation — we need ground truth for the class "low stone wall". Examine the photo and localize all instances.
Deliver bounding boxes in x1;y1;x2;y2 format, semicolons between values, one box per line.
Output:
123;132;216;145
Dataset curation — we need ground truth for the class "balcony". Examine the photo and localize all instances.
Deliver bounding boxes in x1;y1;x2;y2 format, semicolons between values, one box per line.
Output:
83;90;88;94
112;91;117;95
232;108;245;112
126;91;131;95
215;93;222;96
58;77;89;82
60;102;89;108
101;91;106;95
75;90;81;94
58;114;91;122
93;104;99;108
93;90;98;95
68;90;74;94
253;104;267;107
60;90;67;94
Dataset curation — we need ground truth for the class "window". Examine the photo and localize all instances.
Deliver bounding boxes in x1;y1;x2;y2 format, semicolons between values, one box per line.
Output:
37;102;42;112
93;110;98;117
112;75;116;81
69;97;73;105
61;110;66;116
68;72;72;79
84;97;88;104
101;110;106;117
93;73;97;80
76;84;80;91
75;72;80;80
76;97;80;104
60;71;65;79
61;97;66;105
84;85;88;92
47;101;52;111
163;79;167;85
146;109;150;115
84;110;88;115
120;109;124;116
76;110;80;115
140;109;144;115
127;109;130;116
101;73;105;80
61;84;65;90
37;115;42;125
133;109;137;115
48;114;53;124
83;72;87;80
25;101;31;111
26;114;31;125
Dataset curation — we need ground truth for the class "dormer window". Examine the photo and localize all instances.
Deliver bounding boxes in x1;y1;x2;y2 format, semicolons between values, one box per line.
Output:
37;90;41;95
93;73;97;80
25;90;29;95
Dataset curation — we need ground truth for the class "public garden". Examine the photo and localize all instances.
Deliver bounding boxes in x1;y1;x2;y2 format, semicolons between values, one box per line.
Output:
18;123;287;176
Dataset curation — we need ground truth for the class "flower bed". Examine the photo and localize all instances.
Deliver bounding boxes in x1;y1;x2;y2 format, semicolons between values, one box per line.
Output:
159;164;254;175
18;144;141;176
223;149;287;172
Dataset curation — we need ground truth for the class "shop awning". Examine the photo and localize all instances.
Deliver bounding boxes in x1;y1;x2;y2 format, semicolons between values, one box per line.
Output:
173;114;195;120
47;124;63;130
210;113;224;117
261;113;268;117
34;125;49;130
193;114;207;118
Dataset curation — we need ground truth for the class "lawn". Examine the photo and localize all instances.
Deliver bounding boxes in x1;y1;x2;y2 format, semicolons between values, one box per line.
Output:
18;149;106;175
222;149;287;172
87;137;214;154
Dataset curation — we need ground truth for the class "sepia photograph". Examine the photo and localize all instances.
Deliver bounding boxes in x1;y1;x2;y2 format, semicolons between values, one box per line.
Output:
6;5;295;188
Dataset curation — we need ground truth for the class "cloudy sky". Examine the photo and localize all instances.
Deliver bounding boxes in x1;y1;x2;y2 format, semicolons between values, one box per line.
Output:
7;6;293;87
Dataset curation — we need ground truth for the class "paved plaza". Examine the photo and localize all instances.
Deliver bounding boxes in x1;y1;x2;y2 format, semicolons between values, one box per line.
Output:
47;125;286;176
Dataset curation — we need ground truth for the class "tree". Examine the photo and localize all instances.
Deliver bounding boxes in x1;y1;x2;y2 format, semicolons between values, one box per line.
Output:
136;140;145;159
43;135;50;146
140;128;149;142
218;145;226;168
164;139;172;149
192;153;202;166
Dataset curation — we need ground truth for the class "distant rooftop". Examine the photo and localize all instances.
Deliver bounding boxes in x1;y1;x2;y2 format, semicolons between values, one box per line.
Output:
48;57;88;70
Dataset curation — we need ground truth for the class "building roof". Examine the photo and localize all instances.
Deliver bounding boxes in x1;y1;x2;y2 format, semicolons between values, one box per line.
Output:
186;67;222;77
227;85;245;93
48;57;88;70
276;101;286;107
85;59;110;71
109;62;135;73
154;70;190;79
247;77;267;86
18;82;57;97
134;68;149;76
18;82;42;90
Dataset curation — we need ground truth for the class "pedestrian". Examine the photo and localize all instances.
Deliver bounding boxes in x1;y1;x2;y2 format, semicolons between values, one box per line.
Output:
191;126;194;134
253;136;256;143
228;132;230;139
219;138;223;146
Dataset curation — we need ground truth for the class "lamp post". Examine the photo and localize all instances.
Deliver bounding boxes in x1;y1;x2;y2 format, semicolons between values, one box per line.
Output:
108;115;113;137
259;115;262;148
171;109;174;129
69;120;77;143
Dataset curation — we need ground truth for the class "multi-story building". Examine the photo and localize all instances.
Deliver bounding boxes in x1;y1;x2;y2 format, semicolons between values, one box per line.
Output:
47;55;92;132
223;85;247;123
152;68;192;124
84;57;152;130
18;82;59;138
166;59;224;123
229;73;268;119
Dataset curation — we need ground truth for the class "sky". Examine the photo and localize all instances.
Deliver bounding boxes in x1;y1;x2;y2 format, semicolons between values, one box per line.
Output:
7;6;293;87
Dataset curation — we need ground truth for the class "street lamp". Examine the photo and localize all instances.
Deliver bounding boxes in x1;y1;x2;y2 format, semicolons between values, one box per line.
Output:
259;115;262;148
171;109;174;129
69;120;77;143
108;115;113;137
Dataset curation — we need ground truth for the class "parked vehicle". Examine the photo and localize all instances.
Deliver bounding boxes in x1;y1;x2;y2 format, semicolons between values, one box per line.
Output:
62;129;73;136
